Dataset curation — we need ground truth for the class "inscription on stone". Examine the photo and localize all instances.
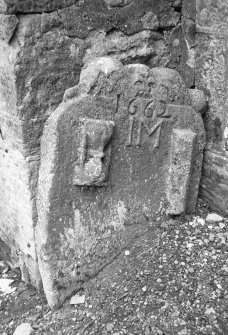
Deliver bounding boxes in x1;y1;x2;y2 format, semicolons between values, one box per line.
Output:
37;58;205;309
126;97;171;147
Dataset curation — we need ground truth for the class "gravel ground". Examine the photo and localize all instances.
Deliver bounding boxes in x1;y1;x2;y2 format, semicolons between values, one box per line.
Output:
1;202;228;335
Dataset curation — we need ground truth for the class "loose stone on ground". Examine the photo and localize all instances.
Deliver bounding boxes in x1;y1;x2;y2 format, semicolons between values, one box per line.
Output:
13;323;33;335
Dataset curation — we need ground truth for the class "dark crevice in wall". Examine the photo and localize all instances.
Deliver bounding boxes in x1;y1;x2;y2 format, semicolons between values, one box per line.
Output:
106;27;120;36
8;24;19;44
171;0;182;13
122;54;154;67
0;127;4;141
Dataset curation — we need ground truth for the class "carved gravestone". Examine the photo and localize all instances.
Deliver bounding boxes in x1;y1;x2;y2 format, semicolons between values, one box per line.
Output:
37;58;205;308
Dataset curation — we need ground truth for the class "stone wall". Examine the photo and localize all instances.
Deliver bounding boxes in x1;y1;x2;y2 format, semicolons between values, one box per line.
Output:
195;0;228;215
0;0;186;287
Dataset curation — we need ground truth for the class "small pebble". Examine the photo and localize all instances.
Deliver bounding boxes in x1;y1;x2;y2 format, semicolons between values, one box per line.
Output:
219;222;225;229
107;323;114;331
161;222;169;229
70;294;85;305
13;323;33;335
206;213;223;223
197;218;205;226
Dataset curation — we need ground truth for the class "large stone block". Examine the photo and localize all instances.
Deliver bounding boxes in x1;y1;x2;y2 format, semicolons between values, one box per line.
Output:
37;58;205;308
167;128;197;215
0;140;42;288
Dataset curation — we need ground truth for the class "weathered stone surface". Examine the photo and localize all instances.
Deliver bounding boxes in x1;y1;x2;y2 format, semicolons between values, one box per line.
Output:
167;128;197;215
200;151;228;215
37;58;205;308
0;0;181;285
205;213;224;224
188;88;208;114
13;323;33;335
0;0;77;14
182;0;196;49
167;25;194;88
58;0;180;39
196;0;228;214
0;140;42;288
166;0;196;88
0;13;18;42
0;37;42;288
73;119;114;186
104;0;132;8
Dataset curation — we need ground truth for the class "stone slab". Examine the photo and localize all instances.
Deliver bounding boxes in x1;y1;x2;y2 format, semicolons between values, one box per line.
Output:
37;58;205;308
167;128;197;215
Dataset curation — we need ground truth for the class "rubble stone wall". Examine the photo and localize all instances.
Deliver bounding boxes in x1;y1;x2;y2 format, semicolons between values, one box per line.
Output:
195;0;228;215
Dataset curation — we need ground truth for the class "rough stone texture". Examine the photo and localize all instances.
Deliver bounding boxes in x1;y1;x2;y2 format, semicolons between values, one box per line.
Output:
57;0;180;39
0;37;42;288
0;0;77;14
0;13;18;42
0;0;185;284
0;142;42;288
37;58;205;308
205;213;224;224
195;0;228;215
167;0;195;88
167;128;197;215
13;323;33;335
73;119;115;186
188;88;208;115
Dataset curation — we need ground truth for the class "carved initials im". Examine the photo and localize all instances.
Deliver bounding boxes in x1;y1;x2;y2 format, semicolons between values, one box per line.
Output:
126;97;171;148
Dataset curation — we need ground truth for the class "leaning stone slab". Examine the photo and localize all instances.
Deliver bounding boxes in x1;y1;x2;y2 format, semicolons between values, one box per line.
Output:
167;127;197;215
37;57;205;308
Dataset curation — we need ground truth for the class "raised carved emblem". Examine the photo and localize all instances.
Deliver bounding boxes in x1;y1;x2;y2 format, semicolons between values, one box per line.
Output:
73;118;114;186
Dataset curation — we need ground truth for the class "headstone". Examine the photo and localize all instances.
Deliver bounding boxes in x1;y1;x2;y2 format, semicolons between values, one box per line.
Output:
37;57;205;308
